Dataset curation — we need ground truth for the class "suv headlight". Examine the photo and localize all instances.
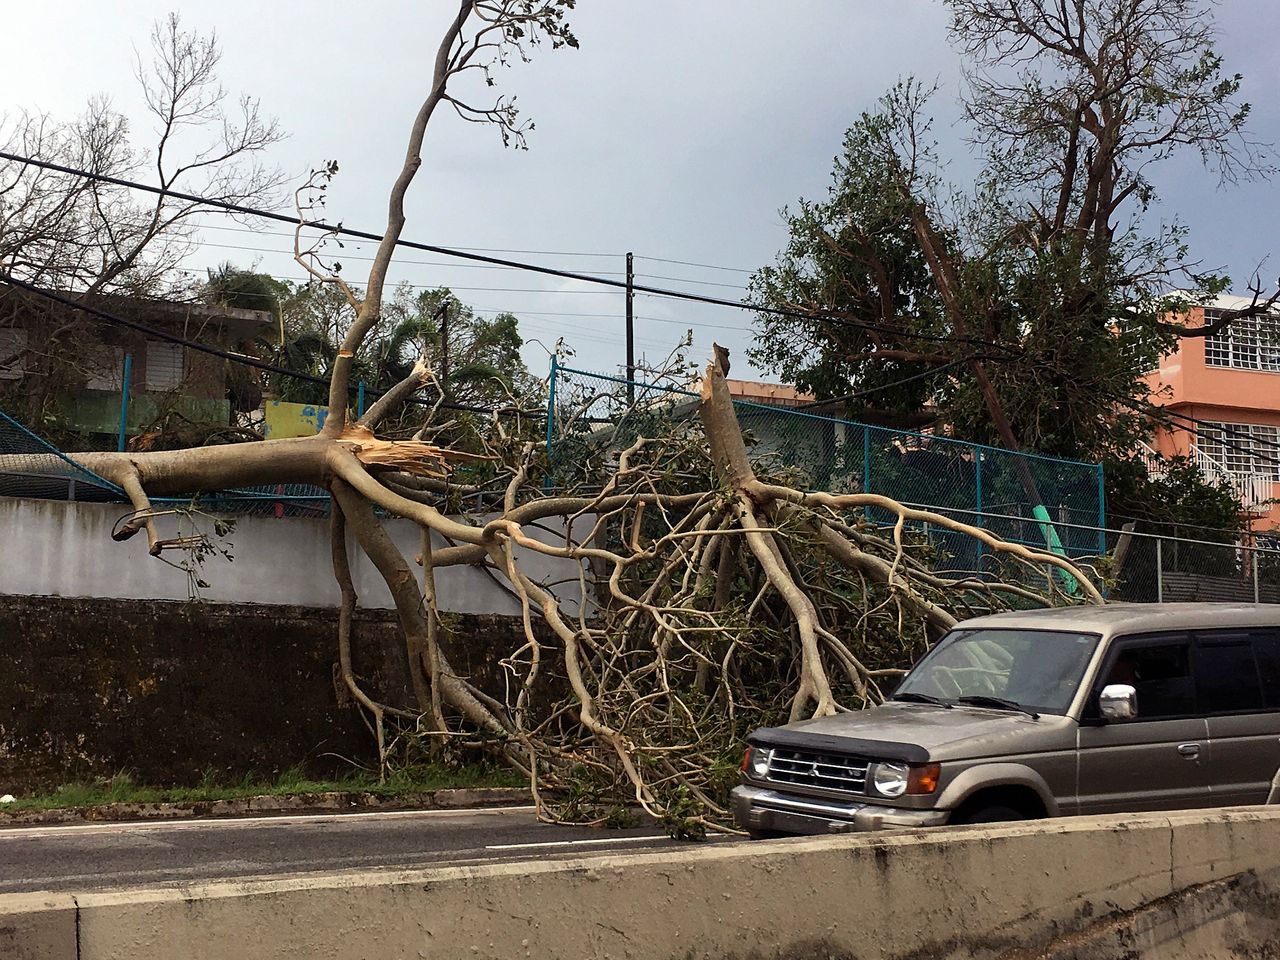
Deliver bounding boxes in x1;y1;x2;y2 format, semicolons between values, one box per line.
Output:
746;746;771;779
872;761;909;797
871;761;941;798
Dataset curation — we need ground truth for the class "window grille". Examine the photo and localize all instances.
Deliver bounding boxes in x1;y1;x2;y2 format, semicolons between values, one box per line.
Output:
1203;308;1280;371
1198;421;1280;481
145;340;184;392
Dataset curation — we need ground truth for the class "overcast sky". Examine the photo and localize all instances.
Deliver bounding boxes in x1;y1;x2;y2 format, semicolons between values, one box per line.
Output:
3;1;1279;382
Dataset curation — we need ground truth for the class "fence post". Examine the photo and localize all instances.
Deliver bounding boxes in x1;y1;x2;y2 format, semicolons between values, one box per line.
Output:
975;449;984;573
625;252;635;405
357;381;366;418
1096;463;1107;556
1156;538;1164;603
1254;549;1261;604
544;355;558;491
116;352;133;453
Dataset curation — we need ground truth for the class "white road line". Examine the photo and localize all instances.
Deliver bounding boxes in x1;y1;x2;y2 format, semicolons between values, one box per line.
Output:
0;805;534;840
485;835;666;851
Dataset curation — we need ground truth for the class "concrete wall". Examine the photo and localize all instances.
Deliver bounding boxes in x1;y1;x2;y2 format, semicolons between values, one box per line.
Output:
0;497;585;614
4;807;1280;959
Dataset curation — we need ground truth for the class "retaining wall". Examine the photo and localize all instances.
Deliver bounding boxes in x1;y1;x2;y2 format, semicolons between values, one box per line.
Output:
0;497;584;613
3;807;1280;959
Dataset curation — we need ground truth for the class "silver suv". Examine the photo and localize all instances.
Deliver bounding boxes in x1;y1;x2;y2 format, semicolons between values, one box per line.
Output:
732;603;1280;837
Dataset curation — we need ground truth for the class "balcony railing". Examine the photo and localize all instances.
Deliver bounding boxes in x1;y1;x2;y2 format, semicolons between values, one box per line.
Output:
1140;442;1274;515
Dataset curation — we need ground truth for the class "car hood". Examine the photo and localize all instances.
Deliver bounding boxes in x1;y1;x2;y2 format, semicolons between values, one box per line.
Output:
749;701;1075;762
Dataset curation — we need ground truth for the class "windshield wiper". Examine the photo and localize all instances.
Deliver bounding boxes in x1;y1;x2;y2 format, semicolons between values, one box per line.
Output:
892;692;952;708
956;695;1040;720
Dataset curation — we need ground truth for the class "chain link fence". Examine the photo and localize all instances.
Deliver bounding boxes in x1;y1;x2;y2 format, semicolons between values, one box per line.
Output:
5;366;1279;603
545;364;1280;603
0;403;330;518
547;363;1106;558
0;405;123;502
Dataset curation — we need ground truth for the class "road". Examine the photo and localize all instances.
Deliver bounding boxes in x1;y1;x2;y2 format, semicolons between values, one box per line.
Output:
0;805;733;894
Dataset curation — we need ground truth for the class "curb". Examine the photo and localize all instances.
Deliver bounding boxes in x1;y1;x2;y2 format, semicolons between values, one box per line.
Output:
0;786;531;827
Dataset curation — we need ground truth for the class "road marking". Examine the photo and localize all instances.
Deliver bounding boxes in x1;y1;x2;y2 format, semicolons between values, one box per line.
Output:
485;835;667;850
0;805;535;840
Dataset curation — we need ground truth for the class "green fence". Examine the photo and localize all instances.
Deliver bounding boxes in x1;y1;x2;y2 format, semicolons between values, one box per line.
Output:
546;363;1106;565
0;404;331;518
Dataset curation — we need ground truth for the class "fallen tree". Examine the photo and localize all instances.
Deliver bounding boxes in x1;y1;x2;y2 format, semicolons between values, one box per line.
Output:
66;337;1099;834
14;1;1101;835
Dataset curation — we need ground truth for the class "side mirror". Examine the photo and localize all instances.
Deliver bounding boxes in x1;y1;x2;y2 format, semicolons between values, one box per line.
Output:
1100;684;1138;722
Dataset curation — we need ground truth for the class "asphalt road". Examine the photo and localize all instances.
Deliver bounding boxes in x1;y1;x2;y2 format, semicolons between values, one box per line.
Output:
0;805;733;894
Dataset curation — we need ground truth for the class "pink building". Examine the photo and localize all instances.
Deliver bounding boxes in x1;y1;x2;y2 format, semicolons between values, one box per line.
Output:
1144;296;1280;532
724;378;814;408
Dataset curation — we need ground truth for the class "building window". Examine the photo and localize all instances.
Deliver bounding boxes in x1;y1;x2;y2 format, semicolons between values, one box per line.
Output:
145;340;185;392
0;328;27;380
1203;308;1280;372
1198;421;1280;481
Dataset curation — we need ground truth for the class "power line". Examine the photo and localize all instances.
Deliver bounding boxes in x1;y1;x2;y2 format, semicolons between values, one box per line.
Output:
633;254;754;275
1109;389;1280;457
799;355;980;409
196;239;629;276
635;273;746;291
0;152;1013;354
172;267;752;333
193;221;625;259
1160;418;1280;472
195;221;750;274
1163;408;1280;454
1138;410;1280;471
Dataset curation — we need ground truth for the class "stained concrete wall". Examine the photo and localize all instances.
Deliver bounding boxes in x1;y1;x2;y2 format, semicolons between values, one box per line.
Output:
3;807;1279;959
0;497;585;614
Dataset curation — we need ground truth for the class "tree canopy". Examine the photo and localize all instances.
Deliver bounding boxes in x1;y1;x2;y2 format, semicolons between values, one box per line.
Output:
749;0;1274;526
202;269;535;425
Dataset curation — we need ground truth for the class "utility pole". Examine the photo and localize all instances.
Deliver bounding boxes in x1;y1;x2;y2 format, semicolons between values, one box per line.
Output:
438;300;451;402
625;251;635;405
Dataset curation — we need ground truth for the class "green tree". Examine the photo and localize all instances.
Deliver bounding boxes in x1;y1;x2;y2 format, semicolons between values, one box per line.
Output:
213;275;536;420
384;283;536;407
748;101;948;431
750;0;1273;524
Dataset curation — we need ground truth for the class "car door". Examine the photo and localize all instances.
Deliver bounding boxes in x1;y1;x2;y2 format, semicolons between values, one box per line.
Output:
1076;632;1211;814
1197;628;1280;807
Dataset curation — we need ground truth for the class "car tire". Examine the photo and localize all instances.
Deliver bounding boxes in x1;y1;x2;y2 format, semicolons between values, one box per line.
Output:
747;828;788;840
952;804;1025;825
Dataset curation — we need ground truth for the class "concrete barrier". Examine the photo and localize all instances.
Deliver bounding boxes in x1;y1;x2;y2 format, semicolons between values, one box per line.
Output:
3;807;1279;959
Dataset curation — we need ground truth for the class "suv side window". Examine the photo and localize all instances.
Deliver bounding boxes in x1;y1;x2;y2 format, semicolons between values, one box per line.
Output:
1253;630;1280;710
1192;631;1265;715
1096;634;1195;719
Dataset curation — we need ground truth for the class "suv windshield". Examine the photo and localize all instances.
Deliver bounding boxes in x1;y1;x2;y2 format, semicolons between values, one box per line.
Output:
894;628;1101;716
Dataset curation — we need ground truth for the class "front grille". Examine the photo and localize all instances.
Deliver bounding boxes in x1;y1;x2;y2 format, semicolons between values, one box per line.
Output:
766;747;869;794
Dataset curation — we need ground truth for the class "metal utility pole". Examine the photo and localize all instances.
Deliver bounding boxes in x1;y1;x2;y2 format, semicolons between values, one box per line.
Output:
116;353;133;453
438;300;451;401
625;251;635;405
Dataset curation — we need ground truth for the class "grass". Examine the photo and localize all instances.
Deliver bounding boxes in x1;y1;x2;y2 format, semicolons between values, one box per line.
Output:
1;763;525;813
